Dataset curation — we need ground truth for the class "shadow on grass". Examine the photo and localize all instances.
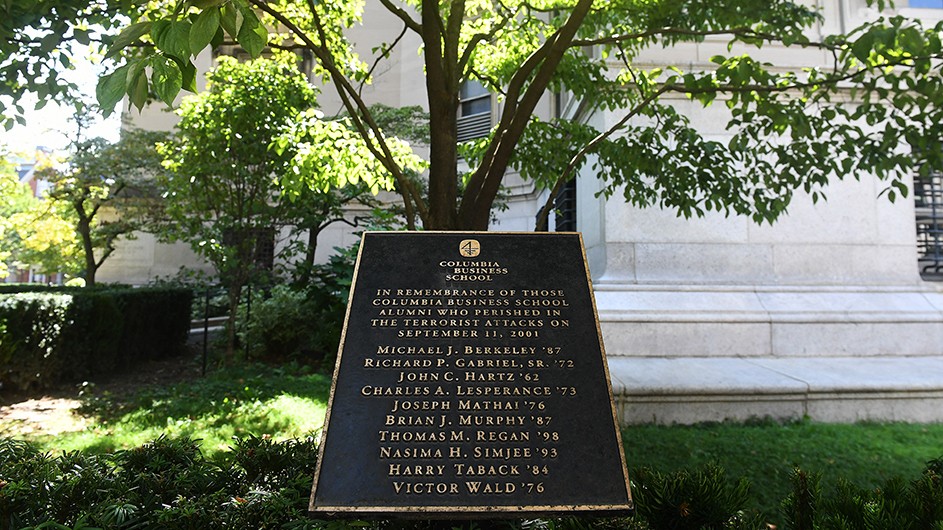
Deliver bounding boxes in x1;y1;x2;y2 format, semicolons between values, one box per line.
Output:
57;363;332;455
80;363;329;422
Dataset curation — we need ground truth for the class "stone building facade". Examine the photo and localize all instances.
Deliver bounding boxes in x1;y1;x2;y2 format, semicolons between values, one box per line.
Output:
101;0;943;422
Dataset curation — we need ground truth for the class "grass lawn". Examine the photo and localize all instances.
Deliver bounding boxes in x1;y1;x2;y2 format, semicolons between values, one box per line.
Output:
626;420;943;524
4;361;943;527
27;362;332;457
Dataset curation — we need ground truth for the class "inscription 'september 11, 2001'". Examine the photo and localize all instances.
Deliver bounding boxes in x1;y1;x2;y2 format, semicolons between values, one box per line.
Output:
309;232;632;517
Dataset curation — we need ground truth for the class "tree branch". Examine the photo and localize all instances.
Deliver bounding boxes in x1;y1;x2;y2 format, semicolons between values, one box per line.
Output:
457;2;517;74
94;244;115;269
378;0;422;33
534;87;668;231
533;43;926;230
359;24;409;96
460;0;595;229
250;0;430;225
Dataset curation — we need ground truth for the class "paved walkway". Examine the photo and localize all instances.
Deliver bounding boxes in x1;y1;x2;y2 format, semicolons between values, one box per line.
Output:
607;356;943;424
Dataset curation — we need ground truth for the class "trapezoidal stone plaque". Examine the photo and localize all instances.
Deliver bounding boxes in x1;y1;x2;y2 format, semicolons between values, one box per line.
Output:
310;232;632;517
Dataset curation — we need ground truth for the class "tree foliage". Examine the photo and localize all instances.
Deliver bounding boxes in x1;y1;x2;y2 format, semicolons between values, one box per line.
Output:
0;150;82;279
36;128;167;285
0;0;137;130
0;155;30;279
156;55;421;356
79;0;943;231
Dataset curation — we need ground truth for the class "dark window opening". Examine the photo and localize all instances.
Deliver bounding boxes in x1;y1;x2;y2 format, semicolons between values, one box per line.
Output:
457;80;492;142
916;171;943;279
223;227;276;272
555;178;577;232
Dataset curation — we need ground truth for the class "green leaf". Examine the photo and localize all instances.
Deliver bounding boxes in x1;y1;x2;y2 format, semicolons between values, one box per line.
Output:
220;4;244;38
190;0;226;7
127;57;149;87
189;7;220;55
178;59;198;93
236;19;267;59
210;26;225;48
851;32;875;62
899;27;924;55
96;64;131;114
73;28;91;45
106;21;152;59
152;56;183;106
39;32;60;53
150;19;172;48
155;20;192;60
129;70;149;111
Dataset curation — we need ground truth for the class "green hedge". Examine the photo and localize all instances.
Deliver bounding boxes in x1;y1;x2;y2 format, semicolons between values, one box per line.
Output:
0;286;193;391
0;284;132;294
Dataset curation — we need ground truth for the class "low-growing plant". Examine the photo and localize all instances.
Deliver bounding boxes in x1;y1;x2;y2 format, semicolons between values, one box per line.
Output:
237;284;325;362
782;457;943;530
631;463;762;530
3;436;943;530
234;244;358;365
0;435;320;530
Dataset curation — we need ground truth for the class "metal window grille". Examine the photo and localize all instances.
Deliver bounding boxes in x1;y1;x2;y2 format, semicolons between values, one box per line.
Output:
554;179;577;232
916;171;943;279
457;80;492;142
222;227;276;272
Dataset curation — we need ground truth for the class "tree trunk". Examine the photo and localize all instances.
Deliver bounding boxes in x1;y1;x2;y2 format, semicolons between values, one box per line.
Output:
421;0;461;230
297;226;320;286
76;213;97;286
225;282;242;362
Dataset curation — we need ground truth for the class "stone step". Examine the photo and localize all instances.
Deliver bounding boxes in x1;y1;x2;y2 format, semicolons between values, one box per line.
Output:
607;356;943;424
594;285;943;358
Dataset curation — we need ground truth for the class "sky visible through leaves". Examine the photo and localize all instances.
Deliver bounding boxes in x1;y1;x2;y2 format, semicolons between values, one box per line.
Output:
0;46;120;154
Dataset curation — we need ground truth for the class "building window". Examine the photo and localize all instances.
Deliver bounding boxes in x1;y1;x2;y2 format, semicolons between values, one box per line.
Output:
555;179;577;232
214;45;314;77
552;91;577;232
457;80;492;142
916;171;943;279
223;227;276;272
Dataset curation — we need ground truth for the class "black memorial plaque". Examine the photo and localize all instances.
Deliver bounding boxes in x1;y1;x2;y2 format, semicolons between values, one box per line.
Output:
310;232;632;516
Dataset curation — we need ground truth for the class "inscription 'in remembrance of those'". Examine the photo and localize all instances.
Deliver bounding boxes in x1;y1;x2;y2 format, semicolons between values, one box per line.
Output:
309;233;632;515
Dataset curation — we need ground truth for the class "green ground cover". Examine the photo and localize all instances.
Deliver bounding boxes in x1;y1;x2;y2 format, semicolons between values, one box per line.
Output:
626;420;943;523
5;364;942;527
31;364;331;456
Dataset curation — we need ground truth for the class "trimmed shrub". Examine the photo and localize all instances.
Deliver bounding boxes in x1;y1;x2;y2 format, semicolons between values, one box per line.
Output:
0;286;192;391
111;287;193;362
0;292;73;391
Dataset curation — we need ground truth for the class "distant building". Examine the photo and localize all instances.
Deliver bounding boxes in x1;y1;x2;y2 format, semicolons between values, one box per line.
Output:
3;148;65;284
13;148;54;198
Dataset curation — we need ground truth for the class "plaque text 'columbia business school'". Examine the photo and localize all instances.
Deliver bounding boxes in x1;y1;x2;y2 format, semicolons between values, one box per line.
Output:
309;232;632;516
